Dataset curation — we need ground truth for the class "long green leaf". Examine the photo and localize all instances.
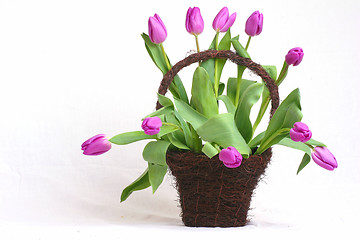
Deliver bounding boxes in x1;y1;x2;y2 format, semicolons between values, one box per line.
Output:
109;131;156;145
217;95;236;115
196;113;251;157
226;77;237;104
165;112;186;145
174;98;207;130
235;83;264;143
248;131;265;149
158;125;179;138
120;168;150;202
148;163;168;193
166;134;190;150
142;140;171;165
190;67;218;118
257;89;303;154
143;106;173;119
201;29;232;85
307;139;327;147
141;33;188;103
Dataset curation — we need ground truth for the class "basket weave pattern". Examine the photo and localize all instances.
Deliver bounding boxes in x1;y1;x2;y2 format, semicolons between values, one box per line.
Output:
167;149;272;227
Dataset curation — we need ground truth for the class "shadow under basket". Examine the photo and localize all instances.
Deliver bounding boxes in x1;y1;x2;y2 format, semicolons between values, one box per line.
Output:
166;148;272;227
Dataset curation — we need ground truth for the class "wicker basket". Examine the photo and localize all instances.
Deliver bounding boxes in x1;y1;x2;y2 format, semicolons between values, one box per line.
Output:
156;50;280;227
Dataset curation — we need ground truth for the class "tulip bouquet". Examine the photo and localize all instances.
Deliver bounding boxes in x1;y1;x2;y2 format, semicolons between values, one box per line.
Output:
82;6;337;227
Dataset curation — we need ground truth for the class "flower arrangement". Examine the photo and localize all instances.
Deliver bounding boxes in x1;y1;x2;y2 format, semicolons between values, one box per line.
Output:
81;6;337;227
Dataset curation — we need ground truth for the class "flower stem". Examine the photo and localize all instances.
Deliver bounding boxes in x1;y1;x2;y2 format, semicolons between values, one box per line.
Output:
305;142;315;150
245;36;251;51
214;31;220;98
195;35;201;66
160;43;171;71
276;61;289;85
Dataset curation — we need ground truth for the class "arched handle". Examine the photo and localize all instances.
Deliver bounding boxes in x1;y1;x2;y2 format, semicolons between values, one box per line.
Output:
156;50;279;118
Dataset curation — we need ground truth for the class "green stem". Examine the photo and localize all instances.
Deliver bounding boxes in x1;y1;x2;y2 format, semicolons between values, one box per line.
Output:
195;35;201;66
276;61;289;85
252;97;270;134
160;43;171;71
245;36;251;51
255;128;291;154
234;66;246;107
305;142;315;150
214;31;220;98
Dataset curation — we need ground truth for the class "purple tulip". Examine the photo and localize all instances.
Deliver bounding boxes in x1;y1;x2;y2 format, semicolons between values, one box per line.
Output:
142;117;162;135
186;7;204;35
311;147;338;171
148;14;167;44
81;134;112;156
245;11;263;37
219;146;243;168
290;122;312;142
212;7;237;33
285;47;304;66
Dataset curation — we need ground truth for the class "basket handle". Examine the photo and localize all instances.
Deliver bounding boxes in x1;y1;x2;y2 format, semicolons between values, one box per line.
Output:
156;50;279;119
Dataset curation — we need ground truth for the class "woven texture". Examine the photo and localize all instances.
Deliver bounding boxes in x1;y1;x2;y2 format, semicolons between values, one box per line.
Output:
167;149;272;227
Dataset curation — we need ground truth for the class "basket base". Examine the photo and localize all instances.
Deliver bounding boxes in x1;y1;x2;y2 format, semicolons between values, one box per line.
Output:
167;149;272;227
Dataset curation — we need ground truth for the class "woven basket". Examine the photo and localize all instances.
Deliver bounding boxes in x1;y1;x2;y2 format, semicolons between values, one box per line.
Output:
156;50;280;227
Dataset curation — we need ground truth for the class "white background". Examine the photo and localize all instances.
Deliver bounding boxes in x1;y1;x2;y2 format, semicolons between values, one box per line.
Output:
1;0;360;239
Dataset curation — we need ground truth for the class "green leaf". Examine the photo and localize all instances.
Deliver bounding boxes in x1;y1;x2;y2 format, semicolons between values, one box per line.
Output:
248;131;265;149
219;82;225;96
231;36;250;59
297;154;311;174
120;168;150;202
190;67;219;118
109;131;156;145
143;106;173;119
148;163;168;193
158;125;179;138
157;93;174;108
141;33;168;73
142;140;171;165
201;29;232;85
218;95;236;115
166;134;190;150
235;82;264;143
262;65;277;80
257;89;303;154
226;77;237;104
174;98;208;131
141;33;188;103
278;137;312;156
173;111;193;148
307;139;327;147
164;112;186;145
202;142;220;159
196;113;251;157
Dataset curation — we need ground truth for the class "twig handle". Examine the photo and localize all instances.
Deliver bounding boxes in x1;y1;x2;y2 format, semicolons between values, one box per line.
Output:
156;50;279;118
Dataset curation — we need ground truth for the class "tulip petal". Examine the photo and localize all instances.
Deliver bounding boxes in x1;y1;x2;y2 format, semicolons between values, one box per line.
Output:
219;12;236;32
81;134;106;150
185;7;193;33
213;7;229;31
83;138;111;156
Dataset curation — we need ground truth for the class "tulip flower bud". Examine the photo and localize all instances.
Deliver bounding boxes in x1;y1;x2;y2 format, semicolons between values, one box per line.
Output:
186;7;204;35
81;134;112;156
219;146;243;168
212;7;237;33
142;117;162;135
311;147;338;171
245;11;263;37
285;47;304;66
290;122;312;142
148;14;167;44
